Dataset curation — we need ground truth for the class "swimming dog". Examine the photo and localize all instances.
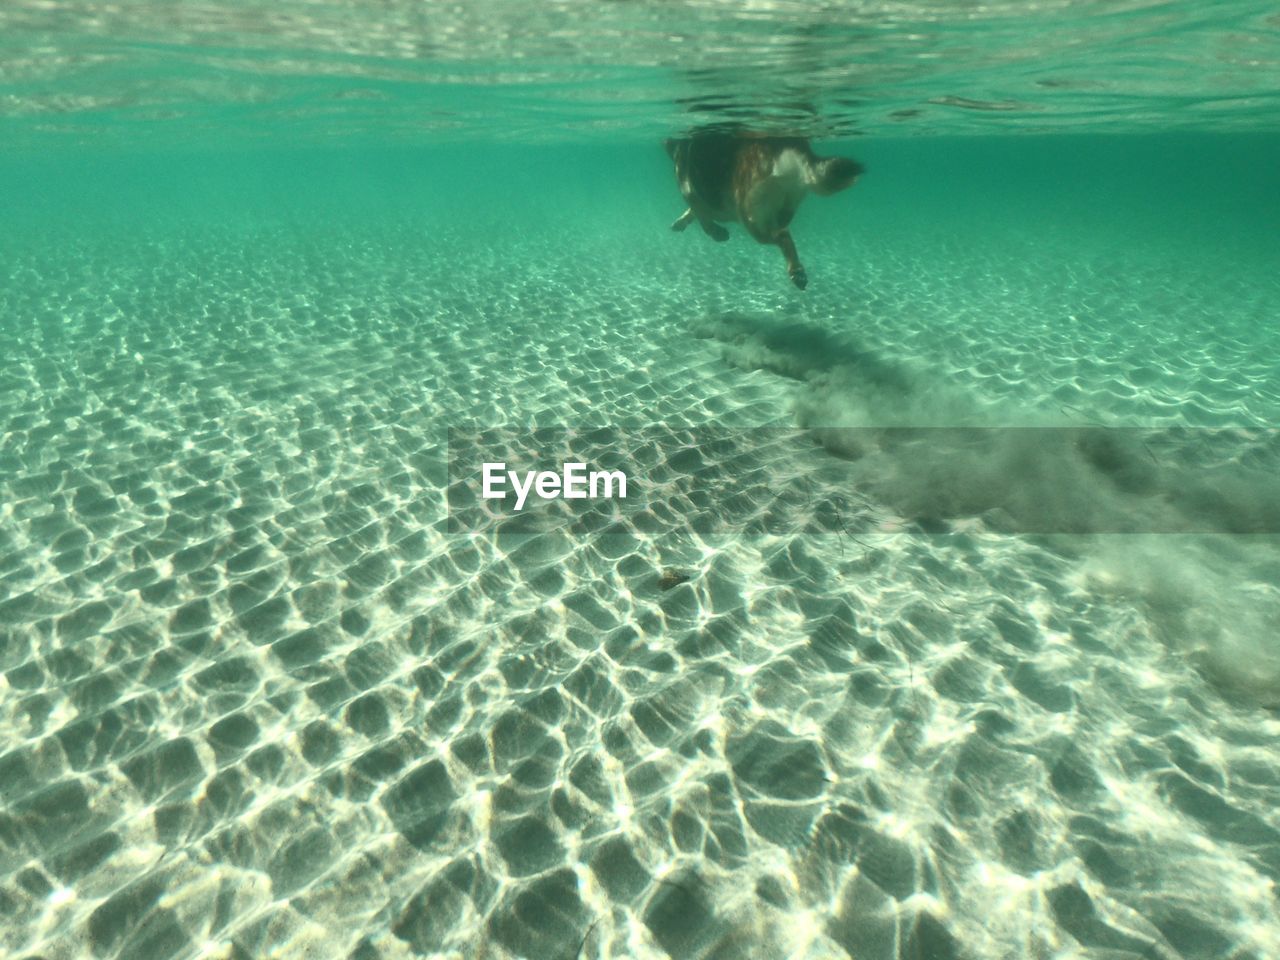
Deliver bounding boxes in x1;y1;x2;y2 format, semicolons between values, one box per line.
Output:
665;133;863;289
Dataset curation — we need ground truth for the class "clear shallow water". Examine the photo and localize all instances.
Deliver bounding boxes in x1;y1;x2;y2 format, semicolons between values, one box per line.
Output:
3;0;1280;146
3;4;1280;960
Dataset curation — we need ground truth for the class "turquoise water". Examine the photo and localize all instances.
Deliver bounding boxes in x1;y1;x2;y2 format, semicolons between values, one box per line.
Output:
4;3;1280;960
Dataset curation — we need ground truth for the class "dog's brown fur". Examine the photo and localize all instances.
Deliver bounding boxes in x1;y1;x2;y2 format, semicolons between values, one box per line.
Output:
665;134;863;289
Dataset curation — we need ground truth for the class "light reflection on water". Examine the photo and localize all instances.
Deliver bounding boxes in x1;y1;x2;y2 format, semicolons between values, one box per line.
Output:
1;0;1278;147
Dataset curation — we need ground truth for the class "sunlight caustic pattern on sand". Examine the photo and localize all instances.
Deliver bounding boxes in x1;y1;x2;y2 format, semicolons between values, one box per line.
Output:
2;216;1279;959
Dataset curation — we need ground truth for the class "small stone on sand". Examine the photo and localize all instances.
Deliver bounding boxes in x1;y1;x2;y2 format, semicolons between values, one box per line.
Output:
658;569;691;591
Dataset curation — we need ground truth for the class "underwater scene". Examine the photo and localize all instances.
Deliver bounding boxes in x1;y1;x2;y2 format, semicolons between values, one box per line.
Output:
3;1;1280;958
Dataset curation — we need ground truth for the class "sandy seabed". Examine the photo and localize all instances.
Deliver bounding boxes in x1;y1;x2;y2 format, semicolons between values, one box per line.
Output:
2;216;1280;960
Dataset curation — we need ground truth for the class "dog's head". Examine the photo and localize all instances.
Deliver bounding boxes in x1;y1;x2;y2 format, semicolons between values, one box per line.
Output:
813;156;865;196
